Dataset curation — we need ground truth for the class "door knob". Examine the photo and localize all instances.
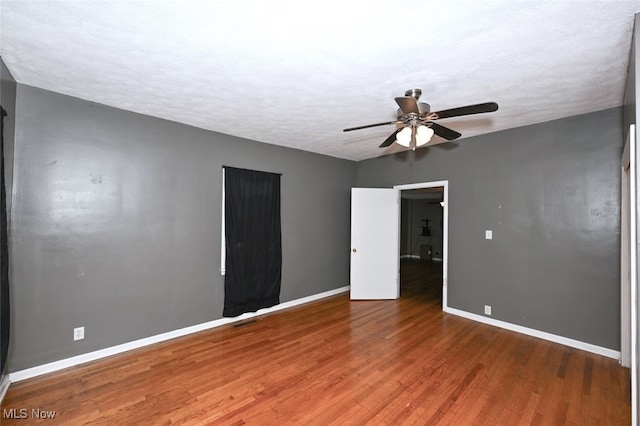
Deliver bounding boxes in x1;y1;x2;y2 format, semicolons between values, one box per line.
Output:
352;248;357;252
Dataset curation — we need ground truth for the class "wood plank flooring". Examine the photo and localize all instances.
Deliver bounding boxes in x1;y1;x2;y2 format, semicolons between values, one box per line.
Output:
2;260;630;425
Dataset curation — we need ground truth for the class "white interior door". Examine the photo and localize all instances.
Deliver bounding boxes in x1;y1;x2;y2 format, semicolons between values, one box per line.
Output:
621;124;637;425
350;188;400;299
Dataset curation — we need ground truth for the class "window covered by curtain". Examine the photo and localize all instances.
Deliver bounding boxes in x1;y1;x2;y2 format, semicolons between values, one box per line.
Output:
223;166;281;317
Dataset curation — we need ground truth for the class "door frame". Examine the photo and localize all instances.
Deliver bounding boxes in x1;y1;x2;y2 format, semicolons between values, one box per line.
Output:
622;126;634;367
394;180;449;310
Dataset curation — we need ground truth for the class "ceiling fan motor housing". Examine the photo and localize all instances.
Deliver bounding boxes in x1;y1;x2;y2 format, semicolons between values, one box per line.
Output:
396;88;430;119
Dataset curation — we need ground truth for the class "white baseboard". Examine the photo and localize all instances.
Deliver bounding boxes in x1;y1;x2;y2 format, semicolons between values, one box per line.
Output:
9;286;350;382
444;307;620;360
0;374;10;404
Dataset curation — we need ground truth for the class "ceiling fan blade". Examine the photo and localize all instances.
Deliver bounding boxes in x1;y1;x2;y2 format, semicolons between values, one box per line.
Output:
343;120;401;132
379;128;403;148
429;122;461;141
395;96;420;115
430;102;498;120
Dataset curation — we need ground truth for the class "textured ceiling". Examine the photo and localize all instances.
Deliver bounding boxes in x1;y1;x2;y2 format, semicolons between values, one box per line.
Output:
1;1;639;161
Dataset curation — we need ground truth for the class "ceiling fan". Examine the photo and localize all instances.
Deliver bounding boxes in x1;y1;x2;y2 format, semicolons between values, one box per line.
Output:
343;89;498;150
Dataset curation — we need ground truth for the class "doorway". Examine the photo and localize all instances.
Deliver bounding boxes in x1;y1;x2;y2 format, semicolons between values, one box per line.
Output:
394;181;449;310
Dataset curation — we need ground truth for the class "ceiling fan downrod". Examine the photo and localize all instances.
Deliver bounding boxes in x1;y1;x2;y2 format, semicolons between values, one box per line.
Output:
405;88;422;100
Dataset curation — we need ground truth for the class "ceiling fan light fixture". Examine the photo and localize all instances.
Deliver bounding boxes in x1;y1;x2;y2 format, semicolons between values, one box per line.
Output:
395;126;412;147
415;125;434;146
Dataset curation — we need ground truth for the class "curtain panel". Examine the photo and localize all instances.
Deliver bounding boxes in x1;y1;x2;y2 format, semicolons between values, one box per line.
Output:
1;107;9;373
223;166;281;317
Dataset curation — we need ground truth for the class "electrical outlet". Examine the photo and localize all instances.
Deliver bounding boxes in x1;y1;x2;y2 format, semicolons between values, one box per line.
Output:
484;305;492;316
73;326;85;341
485;230;493;240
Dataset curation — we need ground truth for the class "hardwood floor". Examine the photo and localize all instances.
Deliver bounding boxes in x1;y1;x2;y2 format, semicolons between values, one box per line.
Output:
2;260;630;425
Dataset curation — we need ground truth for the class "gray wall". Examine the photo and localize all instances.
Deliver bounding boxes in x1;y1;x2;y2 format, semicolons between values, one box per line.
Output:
9;84;356;371
1;58;17;381
623;14;637;135
357;108;623;350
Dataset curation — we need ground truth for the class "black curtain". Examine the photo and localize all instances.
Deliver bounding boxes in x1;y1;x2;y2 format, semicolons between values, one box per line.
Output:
0;107;9;374
223;166;281;317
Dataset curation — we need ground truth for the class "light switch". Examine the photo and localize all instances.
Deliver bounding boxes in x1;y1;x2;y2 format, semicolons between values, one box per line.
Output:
485;230;493;240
